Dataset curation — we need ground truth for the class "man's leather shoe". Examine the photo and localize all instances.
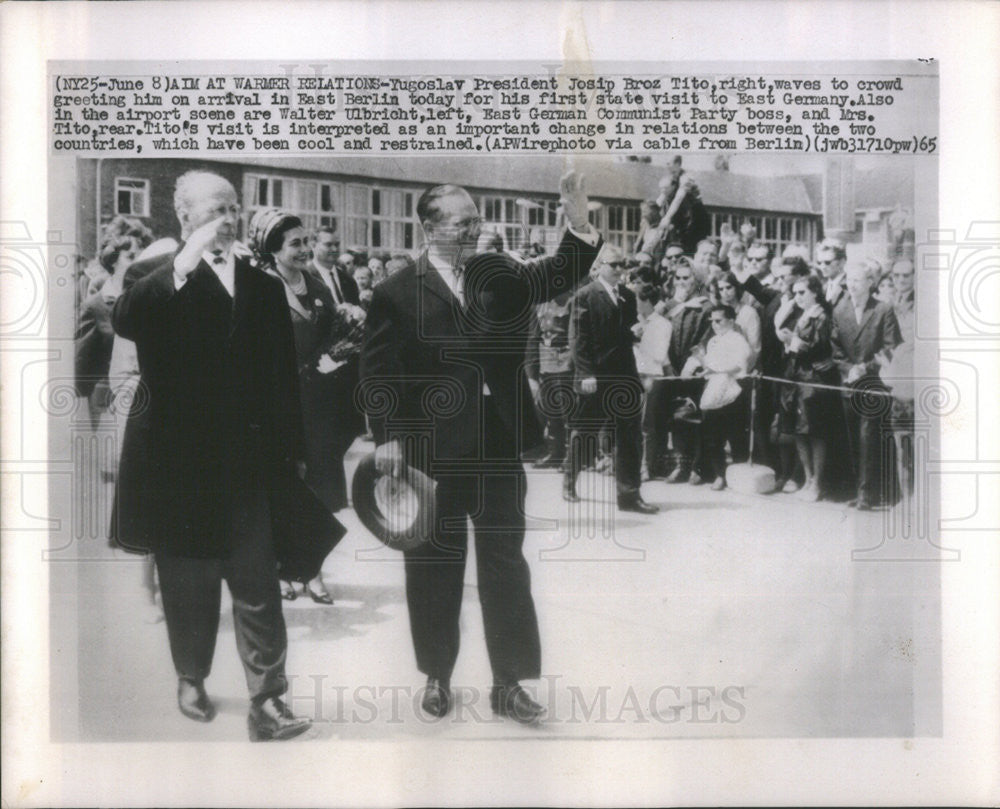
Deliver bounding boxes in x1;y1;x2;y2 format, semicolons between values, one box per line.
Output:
248;696;311;741
562;483;581;503
490;683;545;725
618;494;659;514
177;678;215;723
420;677;452;718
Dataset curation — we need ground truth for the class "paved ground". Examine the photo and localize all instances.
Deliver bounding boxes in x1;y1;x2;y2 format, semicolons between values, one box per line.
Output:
51;437;941;743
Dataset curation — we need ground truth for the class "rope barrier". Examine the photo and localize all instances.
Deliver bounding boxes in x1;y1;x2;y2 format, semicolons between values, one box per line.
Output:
646;372;898;398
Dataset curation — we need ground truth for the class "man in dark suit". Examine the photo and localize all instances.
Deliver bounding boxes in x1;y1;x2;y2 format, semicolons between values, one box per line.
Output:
111;171;311;741
831;262;902;509
563;245;658;513
816;240;848;308
310;225;360;306
360;172;600;724
306;225;365;513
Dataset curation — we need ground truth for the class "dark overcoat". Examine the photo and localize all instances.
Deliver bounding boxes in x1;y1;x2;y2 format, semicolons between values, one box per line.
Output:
360;231;601;466
110;250;304;558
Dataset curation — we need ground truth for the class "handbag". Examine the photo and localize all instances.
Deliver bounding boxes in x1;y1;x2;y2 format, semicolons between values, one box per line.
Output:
269;469;347;582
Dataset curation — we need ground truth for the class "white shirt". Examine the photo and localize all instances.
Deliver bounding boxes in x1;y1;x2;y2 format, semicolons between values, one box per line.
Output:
634;311;672;376
597;276;621;305
428;253;467;306
313;259;344;303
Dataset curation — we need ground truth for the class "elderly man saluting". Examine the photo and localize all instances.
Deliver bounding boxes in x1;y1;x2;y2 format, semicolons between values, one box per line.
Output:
360;171;601;724
112;171;311;741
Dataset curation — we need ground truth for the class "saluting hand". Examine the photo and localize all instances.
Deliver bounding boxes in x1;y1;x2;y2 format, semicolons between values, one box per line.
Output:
559;170;590;231
174;215;229;279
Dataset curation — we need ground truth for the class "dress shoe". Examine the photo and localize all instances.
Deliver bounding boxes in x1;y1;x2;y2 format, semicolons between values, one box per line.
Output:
618;494;659;514
305;579;334;605
490;683;545;725
562;483;581;503
248;696;311;741
420;677;452;718
177;678;215;723
280;580;298;601
666;467;689;484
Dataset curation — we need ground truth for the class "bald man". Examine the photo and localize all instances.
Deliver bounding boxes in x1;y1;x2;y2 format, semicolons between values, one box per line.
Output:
112;170;311;740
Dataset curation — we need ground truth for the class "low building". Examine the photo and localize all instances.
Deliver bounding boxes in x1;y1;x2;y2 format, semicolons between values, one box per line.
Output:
75;155;826;261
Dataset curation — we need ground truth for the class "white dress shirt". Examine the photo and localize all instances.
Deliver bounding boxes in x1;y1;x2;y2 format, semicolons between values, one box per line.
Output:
597;276;621;305
313;259;344;303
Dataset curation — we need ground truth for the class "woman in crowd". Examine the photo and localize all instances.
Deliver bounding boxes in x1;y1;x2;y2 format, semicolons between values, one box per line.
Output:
874;269;895;305
711;269;762;371
75;220;153;432
662;258;713;484
777;274;841;502
250;208;356;604
691;305;753;490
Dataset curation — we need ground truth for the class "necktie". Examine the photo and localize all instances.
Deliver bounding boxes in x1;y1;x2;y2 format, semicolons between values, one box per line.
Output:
328;268;342;304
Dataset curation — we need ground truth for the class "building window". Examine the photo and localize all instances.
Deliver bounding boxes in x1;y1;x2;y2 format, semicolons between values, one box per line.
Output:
480;194;525;251
343;184;370;248
370;187;419;250
710;210;816;257
243;173;342;239
606;203;642;252
114;178;149;217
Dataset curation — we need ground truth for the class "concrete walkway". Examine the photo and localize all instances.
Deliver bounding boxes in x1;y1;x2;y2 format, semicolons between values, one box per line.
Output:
52;439;941;743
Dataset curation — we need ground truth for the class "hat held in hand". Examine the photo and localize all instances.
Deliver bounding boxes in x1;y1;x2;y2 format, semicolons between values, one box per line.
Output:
351;452;436;551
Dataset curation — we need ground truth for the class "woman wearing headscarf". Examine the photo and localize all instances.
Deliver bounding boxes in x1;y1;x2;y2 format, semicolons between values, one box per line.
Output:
249;208;360;604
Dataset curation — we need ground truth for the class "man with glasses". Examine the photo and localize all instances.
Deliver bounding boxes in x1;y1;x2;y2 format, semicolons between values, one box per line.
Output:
564;245;658;514
361;172;601;724
658;242;687;286
816;241;847;306
745;243;771;280
112;171;312;740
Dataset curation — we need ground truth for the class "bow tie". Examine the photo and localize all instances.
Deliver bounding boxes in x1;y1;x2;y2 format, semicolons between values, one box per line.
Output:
211;250;226;266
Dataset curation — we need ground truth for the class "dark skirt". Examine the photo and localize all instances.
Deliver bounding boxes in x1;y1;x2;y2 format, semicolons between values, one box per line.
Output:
778;362;841;438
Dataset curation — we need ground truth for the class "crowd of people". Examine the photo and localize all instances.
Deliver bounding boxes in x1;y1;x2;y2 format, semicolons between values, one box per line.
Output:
525;204;915;511
71;164;916;740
